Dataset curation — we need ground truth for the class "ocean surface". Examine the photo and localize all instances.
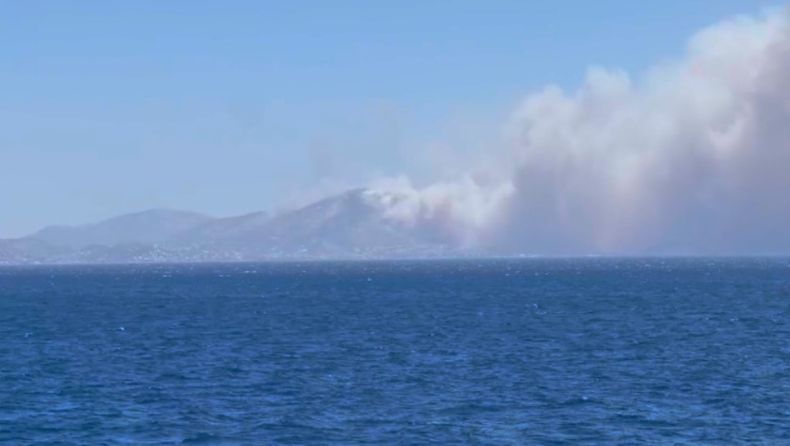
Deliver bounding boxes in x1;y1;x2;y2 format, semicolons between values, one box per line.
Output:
1;258;790;445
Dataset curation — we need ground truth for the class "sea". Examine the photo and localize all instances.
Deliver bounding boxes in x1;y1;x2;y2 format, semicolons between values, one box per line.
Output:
1;258;789;445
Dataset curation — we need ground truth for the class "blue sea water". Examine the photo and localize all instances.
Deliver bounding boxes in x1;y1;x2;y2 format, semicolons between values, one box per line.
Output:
1;258;790;445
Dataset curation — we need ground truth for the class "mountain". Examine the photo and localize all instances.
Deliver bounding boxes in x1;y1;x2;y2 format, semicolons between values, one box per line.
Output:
0;238;70;264
25;209;214;249
229;188;447;258
1;189;464;264
167;211;270;249
0;239;28;264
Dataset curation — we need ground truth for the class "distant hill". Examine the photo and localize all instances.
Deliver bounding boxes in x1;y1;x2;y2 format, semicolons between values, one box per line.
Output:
0;237;70;264
2;189;465;264
25;209;214;249
227;188;447;258
167;211;270;249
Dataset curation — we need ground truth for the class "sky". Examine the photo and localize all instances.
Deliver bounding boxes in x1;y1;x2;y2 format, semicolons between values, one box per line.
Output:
0;0;782;238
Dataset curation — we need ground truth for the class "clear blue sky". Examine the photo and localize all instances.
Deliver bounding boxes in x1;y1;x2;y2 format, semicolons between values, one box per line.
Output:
0;0;779;236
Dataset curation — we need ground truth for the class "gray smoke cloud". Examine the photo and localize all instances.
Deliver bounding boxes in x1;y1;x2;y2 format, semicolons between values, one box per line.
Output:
368;7;790;255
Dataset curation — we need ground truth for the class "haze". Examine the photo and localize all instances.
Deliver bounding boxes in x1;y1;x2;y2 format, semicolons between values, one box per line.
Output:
2;1;788;256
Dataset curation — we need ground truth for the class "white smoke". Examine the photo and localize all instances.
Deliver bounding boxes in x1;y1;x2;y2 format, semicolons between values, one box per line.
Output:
367;174;514;247
368;6;790;255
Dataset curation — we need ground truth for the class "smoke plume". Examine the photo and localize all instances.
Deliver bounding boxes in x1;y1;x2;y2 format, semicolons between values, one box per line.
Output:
370;7;790;255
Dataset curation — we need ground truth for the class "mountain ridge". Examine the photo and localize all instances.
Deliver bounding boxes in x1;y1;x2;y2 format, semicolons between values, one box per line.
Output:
0;189;463;264
25;209;215;250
